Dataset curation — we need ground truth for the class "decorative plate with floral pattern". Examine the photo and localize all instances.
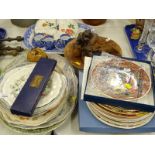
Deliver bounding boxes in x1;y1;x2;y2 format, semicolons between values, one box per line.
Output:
23;19;93;52
91;59;151;101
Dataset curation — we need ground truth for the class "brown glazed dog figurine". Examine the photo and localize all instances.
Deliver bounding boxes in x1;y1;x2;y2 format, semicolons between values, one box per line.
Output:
64;30;122;69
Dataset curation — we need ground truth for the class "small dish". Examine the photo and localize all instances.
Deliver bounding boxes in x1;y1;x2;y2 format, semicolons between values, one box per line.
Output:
0;28;6;40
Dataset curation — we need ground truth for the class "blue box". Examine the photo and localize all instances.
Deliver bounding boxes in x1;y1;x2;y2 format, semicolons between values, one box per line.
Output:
78;71;155;133
11;58;57;116
83;56;155;112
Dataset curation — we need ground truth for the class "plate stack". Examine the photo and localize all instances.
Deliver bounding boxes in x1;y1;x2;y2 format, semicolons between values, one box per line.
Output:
84;54;154;129
87;103;154;129
0;53;78;134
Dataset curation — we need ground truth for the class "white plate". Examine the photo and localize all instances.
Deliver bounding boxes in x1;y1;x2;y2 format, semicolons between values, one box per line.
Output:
87;103;154;129
88;102;152;123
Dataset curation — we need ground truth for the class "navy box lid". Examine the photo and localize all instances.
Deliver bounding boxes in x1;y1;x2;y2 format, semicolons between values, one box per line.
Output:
11;58;57;116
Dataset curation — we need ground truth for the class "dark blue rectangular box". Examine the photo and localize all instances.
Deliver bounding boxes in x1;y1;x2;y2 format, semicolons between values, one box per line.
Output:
11;58;57;116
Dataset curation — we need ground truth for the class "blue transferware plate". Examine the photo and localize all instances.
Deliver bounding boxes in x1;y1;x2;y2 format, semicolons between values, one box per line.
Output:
60;34;72;45
42;35;55;50
32;33;45;48
0;28;6;40
23;23;93;53
125;24;150;61
54;39;66;50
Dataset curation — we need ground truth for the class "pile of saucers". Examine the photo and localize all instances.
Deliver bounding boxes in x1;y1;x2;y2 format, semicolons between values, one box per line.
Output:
0;52;78;134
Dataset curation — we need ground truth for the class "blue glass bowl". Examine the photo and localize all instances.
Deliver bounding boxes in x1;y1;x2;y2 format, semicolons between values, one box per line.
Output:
0;28;6;40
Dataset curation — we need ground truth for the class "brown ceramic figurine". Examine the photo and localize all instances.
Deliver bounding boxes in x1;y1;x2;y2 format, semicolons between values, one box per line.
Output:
64;30;122;69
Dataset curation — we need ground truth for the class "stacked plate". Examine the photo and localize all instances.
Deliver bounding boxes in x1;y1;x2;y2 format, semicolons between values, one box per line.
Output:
85;55;154;129
87;102;154;129
0;52;78;134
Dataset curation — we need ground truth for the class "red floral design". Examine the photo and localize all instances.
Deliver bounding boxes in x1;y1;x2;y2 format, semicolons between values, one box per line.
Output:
65;29;74;35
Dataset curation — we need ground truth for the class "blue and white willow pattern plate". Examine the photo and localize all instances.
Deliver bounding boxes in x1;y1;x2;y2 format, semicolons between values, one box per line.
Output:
23;23;93;53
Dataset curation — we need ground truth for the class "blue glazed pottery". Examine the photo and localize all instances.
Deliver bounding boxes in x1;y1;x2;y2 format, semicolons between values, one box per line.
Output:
54;39;66;50
42;35;55;50
24;23;93;52
0;28;6;40
32;33;45;48
60;34;72;45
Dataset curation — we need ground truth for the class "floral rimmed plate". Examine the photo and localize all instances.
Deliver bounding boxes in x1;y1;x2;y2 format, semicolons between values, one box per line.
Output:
23;20;93;53
35;19;79;39
91;59;151;101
